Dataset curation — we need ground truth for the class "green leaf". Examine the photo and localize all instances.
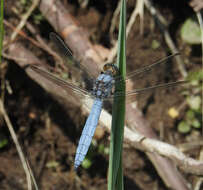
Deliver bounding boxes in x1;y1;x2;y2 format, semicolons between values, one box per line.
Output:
33;13;44;25
187;70;203;83
61;72;69;80
180;17;202;44
191;119;201;128
20;0;28;5
98;144;105;153
178;121;191;133
151;39;160;50
104;147;109;155
108;0;126;190
0;138;8;148
46;161;59;168
82;158;92;169
186;110;195;120
98;144;109;155
187;96;201;110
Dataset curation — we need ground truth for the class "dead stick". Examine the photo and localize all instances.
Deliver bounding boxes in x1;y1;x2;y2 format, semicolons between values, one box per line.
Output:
11;0;40;41
144;0;188;78
0;99;37;190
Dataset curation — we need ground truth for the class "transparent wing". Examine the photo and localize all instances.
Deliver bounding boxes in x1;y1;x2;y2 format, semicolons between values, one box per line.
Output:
49;32;99;80
115;81;186;97
29;65;93;99
50;32;73;60
115;53;180;85
104;80;187;103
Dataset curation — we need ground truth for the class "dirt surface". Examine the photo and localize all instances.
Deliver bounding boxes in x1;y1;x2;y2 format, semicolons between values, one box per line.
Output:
0;0;202;189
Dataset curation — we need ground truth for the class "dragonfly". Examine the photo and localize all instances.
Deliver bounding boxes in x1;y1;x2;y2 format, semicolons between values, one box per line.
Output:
30;32;186;170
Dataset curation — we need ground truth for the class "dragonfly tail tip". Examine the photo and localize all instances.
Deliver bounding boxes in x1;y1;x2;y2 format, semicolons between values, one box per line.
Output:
74;165;79;171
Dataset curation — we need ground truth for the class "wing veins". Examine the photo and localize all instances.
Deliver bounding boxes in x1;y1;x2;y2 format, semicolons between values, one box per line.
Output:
50;32;73;59
114;53;180;84
50;32;96;79
30;65;92;97
110;80;187;98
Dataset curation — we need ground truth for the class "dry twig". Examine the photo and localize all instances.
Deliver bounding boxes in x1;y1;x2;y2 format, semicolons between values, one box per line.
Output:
126;0;144;36
0;99;38;190
108;0;145;62
108;0;188;78
81;98;203;175
110;0;122;40
11;0;40;41
144;0;188;78
4;19;66;71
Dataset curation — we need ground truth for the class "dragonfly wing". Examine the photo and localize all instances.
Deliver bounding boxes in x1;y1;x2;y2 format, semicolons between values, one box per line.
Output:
125;80;187;96
29;65;93;99
106;80;187;103
50;32;73;58
114;53;180;85
74;99;103;170
50;32;100;79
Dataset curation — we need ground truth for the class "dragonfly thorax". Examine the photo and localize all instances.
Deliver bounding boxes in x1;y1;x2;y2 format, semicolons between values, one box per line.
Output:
91;73;114;99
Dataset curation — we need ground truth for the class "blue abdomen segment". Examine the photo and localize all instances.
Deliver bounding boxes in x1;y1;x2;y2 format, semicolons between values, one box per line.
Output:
74;99;103;169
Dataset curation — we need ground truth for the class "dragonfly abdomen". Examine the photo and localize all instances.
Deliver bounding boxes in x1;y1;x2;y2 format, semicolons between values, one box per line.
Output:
74;98;103;170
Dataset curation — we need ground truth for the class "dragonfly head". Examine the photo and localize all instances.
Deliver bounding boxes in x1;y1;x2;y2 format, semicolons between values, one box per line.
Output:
103;63;119;76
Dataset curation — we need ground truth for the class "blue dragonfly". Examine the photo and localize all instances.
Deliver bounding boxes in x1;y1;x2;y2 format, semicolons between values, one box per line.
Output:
30;33;185;170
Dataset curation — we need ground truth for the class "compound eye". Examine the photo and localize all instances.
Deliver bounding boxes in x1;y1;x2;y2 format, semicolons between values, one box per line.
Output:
103;64;110;71
103;63;119;76
112;69;117;76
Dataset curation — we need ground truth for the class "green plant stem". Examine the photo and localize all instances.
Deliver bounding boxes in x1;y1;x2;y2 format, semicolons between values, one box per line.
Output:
108;0;126;189
0;0;4;64
0;0;4;100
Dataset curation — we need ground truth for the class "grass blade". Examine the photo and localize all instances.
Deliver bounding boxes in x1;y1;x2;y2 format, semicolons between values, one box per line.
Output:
108;0;126;190
0;0;4;64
